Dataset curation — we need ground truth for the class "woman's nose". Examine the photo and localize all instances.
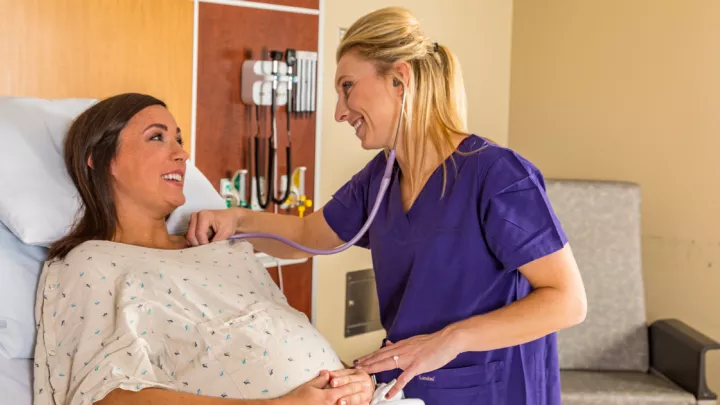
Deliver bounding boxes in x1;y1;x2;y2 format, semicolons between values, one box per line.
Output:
173;141;189;162
335;97;349;122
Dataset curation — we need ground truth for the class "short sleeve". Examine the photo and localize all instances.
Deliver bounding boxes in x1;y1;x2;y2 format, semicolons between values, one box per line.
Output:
39;254;174;405
479;152;568;271
322;155;383;249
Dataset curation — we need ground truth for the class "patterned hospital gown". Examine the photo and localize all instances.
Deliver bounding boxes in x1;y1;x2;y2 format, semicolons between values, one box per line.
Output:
33;239;344;405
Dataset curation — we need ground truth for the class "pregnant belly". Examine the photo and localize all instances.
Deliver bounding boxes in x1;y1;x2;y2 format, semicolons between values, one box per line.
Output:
197;301;344;399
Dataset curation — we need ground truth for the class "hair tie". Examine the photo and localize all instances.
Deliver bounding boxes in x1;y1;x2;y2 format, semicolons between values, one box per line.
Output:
433;42;439;53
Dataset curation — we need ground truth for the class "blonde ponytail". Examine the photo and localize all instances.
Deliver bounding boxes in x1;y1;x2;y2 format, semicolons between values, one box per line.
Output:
337;7;475;198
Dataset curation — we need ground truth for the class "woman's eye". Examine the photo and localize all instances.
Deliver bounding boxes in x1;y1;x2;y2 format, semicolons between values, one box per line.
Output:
176;137;184;146
342;81;353;94
150;133;163;141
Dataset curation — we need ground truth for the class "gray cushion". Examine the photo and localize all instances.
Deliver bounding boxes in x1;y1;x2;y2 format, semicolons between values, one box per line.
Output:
561;370;695;405
545;180;649;371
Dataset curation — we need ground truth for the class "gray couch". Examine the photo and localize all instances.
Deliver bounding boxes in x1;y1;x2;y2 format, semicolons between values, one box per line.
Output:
545;180;720;405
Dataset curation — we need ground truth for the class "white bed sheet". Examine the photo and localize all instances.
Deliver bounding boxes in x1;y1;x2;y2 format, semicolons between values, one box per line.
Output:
0;355;33;405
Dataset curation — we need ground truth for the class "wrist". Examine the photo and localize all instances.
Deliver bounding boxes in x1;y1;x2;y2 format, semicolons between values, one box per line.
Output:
443;320;471;355
233;207;250;233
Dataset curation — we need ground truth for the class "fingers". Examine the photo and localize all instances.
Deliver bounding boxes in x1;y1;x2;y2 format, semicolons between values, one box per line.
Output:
329;372;370;388
356;346;402;370
210;222;233;243
326;381;373;405
186;212;199;246
385;368;417;400
357;343;398;364
327;368;358;379
306;371;331;389
187;210;237;245
195;211;212;245
357;356;398;374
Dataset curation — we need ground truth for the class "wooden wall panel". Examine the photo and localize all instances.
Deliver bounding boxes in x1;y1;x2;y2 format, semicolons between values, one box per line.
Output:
0;0;194;148
196;2;319;318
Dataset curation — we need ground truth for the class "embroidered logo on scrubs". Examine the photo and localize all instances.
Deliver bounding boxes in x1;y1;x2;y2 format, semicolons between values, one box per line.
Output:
418;375;435;382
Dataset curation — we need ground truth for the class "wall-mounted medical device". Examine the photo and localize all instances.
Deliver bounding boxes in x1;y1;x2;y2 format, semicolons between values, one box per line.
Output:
294;51;317;118
241;56;289;106
229;48;317;217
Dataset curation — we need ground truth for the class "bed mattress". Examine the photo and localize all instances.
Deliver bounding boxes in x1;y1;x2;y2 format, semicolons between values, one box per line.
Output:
0;355;33;405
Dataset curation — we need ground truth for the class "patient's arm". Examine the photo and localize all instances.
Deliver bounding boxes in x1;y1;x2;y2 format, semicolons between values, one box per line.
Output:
97;388;268;405
97;370;372;405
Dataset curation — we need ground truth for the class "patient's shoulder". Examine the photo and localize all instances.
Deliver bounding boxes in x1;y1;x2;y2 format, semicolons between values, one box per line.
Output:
49;240;124;268
50;239;253;270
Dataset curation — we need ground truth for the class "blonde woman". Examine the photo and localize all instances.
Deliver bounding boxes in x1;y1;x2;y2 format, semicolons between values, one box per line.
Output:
189;7;587;405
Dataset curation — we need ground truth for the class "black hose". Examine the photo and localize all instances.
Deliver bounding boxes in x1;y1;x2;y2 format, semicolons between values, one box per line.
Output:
271;145;292;205
254;135;271;209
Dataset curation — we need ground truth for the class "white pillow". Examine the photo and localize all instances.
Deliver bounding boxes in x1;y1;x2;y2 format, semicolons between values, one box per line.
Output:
0;221;48;359
166;161;228;235
0;96;226;246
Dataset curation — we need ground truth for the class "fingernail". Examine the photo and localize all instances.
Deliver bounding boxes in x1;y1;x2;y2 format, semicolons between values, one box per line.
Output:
341;401;347;405
332;380;338;387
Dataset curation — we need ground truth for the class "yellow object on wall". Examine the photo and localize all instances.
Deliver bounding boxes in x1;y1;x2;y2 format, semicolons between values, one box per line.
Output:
509;0;720;393
0;0;194;150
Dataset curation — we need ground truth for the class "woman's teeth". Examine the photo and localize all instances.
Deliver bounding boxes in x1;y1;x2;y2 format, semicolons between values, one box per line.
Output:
161;173;183;182
353;119;364;133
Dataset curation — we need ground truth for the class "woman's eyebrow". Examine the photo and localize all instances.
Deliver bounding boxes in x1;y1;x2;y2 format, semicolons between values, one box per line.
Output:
143;123;168;132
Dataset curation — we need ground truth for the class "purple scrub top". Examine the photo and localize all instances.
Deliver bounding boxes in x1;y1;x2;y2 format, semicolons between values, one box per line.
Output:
322;135;568;405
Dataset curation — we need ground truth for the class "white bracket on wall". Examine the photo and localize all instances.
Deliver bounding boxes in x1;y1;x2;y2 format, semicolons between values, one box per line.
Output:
241;59;290;106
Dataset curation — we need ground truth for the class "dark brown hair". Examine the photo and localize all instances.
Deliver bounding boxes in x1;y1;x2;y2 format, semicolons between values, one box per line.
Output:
48;93;166;261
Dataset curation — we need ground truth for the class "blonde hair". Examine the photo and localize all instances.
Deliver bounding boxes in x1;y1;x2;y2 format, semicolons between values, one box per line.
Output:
337;6;472;197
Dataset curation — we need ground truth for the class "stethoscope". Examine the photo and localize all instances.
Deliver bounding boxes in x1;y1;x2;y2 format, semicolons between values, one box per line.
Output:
231;79;406;255
254;50;295;209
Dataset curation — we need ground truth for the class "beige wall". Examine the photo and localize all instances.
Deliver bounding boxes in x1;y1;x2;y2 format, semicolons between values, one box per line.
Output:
315;0;514;363
509;0;720;392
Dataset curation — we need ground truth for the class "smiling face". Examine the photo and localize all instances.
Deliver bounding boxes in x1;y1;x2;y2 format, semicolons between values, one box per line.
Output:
334;51;404;150
110;105;189;219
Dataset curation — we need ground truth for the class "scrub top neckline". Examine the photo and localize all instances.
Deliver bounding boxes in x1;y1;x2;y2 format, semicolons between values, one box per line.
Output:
392;134;484;217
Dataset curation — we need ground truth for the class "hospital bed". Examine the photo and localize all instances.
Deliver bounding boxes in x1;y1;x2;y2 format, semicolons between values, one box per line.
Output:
0;96;422;405
0;356;33;405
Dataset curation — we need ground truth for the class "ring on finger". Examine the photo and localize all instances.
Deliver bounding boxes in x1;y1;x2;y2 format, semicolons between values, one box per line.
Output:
393;355;399;369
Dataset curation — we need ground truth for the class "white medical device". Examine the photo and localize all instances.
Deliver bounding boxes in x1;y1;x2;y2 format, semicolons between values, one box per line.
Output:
372;380;425;405
241;59;289;106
